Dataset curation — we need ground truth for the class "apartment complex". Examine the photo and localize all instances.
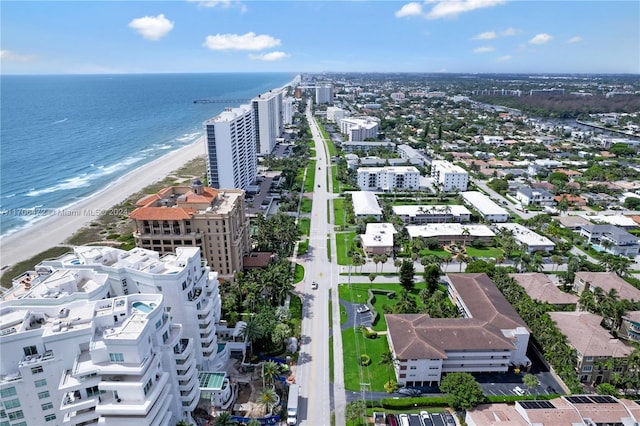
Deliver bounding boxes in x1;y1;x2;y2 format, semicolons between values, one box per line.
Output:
129;181;250;279
326;106;346;123
339;117;380;141
392;205;471;224
386;274;530;387
282;97;295;126
252;89;283;156
0;246;228;425
356;166;420;192
430;160;469;192
205;104;257;191
461;191;509;223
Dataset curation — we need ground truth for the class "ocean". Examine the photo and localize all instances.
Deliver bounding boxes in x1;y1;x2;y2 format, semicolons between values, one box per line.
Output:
0;73;295;237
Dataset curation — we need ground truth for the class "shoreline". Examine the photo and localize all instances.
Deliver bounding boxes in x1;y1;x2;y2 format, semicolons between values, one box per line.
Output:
0;138;206;272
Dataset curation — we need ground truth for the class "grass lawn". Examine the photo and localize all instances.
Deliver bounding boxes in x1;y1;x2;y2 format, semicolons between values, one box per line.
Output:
465;246;504;259
342;327;391;392
293;264;305;284
327;237;332;262
331;165;341;193
304;162;316;193
335;231;358;265
329;336;334;384
417;248;452;259
338;283;427;331
298;217;311;236
290;294;303;337
334;198;346;227
300;197;312;213
298;240;309;255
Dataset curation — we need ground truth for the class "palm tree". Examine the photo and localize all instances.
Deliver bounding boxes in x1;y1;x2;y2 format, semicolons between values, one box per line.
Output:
457;253;470;272
461;227;471;247
394;258;402;272
213;412;237;426
379;350;396;383
257;387;278;415
379;254;388;272
262;361;280;388
240;316;264;358
246;419;261;426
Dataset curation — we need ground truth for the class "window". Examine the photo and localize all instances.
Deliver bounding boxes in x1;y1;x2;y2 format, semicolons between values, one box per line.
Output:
34;379;47;388
31;366;43;374
582;365;593;372
3;400;19;410
8;411;24;421
37;391;50;400
0;387;16;398
44;414;56;422
41;402;53;411
143;379;152;396
22;346;37;356
156;320;162;329
109;353;124;363
409;366;417;370
12;422;26;426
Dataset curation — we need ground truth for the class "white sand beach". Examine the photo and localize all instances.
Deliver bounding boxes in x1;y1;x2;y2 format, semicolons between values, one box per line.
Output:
0;138;206;272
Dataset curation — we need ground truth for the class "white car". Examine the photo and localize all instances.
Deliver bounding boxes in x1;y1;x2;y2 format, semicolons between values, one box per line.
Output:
513;386;526;396
311;281;318;290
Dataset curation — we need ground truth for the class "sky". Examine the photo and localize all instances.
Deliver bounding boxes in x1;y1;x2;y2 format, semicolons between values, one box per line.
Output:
1;1;639;74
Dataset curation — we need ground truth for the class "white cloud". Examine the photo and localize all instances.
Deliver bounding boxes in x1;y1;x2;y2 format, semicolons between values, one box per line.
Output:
529;33;553;45
496;55;512;61
567;36;583;44
0;49;36;62
128;14;174;41
472;31;497;40
203;32;281;51
501;27;517;36
395;2;424;18
426;0;507;19
248;51;290;61
474;46;495;53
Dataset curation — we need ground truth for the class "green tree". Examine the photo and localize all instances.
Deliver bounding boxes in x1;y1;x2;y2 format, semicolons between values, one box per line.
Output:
423;264;441;294
262;361;280;387
257;387;278;415
522;374;539;399
399;260;415;291
595;382;618;396
240;316;265;357
439;372;486;411
345;400;366;424
213;412;237;426
246;419;261;426
379;350;396;383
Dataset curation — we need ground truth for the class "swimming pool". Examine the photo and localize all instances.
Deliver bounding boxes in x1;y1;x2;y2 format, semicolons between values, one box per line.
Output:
132;301;153;313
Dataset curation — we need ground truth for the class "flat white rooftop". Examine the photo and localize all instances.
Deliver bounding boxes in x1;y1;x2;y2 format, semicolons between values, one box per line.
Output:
392;204;471;217
351;191;382;216
406;224;495;238
461;191;509;216
496;223;555;248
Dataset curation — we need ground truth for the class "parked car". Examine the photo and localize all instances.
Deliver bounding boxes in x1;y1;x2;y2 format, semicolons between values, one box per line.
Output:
420;411;433;426
387;414;398;426
356;304;370;314
513;386;526;396
398;414;410;426
397;387;421;397
443;411;456;425
311;281;318;290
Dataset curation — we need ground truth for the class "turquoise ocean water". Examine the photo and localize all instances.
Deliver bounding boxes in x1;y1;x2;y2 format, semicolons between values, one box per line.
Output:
0;73;295;236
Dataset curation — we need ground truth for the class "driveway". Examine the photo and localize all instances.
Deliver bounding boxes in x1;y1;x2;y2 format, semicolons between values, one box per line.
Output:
338;300;373;332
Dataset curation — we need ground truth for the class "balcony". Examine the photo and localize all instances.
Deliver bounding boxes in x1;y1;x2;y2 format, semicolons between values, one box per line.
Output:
19;349;54;367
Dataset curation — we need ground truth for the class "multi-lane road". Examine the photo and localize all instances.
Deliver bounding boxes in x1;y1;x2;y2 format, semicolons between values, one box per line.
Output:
295;104;341;425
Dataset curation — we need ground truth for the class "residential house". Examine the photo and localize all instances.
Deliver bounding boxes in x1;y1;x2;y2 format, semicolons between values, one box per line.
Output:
573;272;640;303
509;273;578;308
360;223;396;256
516;187;556;207
579;224;640;256
619;311;640;343
549;312;632;384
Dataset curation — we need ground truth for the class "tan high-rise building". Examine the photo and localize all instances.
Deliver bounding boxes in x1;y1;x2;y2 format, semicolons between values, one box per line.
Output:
129;179;250;279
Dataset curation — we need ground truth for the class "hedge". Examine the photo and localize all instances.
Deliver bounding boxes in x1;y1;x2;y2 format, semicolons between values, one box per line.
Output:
360;354;371;366
380;397;449;409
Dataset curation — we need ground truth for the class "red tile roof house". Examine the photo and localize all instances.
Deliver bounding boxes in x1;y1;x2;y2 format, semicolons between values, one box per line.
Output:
385;273;530;387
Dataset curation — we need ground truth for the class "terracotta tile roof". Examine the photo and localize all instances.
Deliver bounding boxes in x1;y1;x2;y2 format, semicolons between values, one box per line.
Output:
465;404;528;426
243;252;276;269
549;311;632;358
136;194;160;207
576;271;640;302
386;315;514;360
509;273;578;305
129;207;196;220
449;273;528;330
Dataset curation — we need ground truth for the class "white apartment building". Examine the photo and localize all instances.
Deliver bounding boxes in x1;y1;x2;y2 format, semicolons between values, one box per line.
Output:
205;105;257;191
495;223;556;253
351;191;383;220
282;97;295;126
357;166;420;192
0;246;230;426
396;144;426;166
340;117;380;141
326;106;346;123
392;205;471;224
461;191;509;223
483;135;505;145
386;273;530;387
431;160;469;192
315;84;333;104
252;89;283;156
